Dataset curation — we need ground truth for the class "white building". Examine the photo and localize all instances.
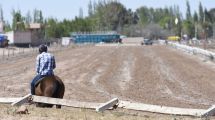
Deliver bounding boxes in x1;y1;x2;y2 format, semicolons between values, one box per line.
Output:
0;22;3;33
5;31;14;44
61;37;72;46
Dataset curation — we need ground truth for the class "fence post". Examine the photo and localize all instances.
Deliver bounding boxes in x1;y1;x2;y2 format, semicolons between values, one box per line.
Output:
3;49;4;59
7;49;9;57
13;49;14;56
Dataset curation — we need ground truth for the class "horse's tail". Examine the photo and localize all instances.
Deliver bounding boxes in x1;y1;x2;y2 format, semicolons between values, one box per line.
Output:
53;75;65;99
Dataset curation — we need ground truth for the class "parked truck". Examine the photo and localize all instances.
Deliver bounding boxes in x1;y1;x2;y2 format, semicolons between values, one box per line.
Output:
0;35;9;47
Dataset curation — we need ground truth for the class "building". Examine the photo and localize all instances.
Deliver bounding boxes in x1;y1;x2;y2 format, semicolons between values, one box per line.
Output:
6;23;44;46
61;37;72;46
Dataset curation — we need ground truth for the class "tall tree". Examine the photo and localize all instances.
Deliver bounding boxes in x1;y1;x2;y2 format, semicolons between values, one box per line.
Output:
33;9;43;23
46;18;58;38
25;10;32;25
39;10;43;23
186;0;192;20
79;7;83;18
0;5;3;22
209;8;215;23
199;2;204;23
193;11;198;23
92;0;128;31
12;9;25;31
0;5;4;33
88;0;93;16
132;12;139;24
204;8;212;22
182;20;194;38
93;1;97;13
203;8;213;37
136;6;150;25
33;9;37;23
4;21;12;32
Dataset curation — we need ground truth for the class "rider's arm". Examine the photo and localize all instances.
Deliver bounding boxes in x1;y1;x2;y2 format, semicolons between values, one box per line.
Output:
36;55;40;74
52;56;56;69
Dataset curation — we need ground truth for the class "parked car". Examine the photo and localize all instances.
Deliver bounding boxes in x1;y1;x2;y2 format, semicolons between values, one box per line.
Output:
141;39;153;45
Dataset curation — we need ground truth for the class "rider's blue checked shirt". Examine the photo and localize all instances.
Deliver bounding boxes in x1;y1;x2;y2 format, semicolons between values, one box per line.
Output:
36;52;56;76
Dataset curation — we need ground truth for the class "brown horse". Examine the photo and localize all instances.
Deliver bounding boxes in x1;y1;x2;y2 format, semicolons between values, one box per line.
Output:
35;75;65;108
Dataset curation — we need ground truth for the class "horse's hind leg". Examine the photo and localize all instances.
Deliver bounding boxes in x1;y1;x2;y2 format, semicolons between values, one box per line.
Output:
42;87;55;108
55;82;65;109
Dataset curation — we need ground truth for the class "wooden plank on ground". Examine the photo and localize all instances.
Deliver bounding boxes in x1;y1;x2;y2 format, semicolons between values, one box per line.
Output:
6;95;214;117
11;94;32;106
0;98;22;103
96;98;119;112
32;95;101;109
202;105;215;117
118;101;206;116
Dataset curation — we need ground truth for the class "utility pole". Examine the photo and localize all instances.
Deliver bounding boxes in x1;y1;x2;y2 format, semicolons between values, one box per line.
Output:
195;23;197;39
203;27;208;50
175;18;179;43
213;23;215;41
203;29;206;49
0;21;3;33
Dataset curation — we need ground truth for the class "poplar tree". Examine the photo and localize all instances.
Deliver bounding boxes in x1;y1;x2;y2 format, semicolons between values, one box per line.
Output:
186;0;192;20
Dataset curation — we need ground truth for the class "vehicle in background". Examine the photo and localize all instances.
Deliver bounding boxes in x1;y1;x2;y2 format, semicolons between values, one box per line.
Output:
167;36;180;41
0;35;9;47
141;39;153;45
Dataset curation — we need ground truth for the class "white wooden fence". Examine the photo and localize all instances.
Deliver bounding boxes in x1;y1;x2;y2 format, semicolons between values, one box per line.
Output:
159;40;215;61
0;44;71;60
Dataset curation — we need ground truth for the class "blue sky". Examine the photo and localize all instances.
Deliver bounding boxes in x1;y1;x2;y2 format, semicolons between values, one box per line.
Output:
0;0;214;23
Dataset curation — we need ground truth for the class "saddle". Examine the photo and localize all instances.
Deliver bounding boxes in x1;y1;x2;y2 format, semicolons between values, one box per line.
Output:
34;75;56;87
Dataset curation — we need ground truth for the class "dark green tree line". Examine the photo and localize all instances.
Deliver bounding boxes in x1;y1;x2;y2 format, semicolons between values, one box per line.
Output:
1;0;215;39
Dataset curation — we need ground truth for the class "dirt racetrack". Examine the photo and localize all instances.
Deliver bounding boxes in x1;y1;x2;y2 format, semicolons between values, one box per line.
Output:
1;44;215;111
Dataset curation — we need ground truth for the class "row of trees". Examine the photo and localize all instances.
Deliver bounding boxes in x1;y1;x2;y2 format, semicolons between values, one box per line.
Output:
0;8;44;31
0;0;215;40
183;1;215;40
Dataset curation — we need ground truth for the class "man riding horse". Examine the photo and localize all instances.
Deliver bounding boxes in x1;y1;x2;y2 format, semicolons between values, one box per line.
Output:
30;44;56;95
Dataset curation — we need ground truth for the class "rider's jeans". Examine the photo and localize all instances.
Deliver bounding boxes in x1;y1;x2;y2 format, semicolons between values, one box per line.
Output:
30;74;44;95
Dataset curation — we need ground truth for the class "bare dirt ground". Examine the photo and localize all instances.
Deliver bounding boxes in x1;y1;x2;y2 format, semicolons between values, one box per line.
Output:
1;44;215;119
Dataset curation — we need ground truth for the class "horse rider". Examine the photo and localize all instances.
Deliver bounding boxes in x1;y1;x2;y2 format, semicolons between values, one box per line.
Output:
30;44;56;95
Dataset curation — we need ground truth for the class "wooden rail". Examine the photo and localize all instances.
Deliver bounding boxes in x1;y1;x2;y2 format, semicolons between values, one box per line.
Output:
119;101;206;116
0;95;215;117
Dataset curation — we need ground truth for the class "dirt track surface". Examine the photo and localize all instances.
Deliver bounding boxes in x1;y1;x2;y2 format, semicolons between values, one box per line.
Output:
1;45;215;109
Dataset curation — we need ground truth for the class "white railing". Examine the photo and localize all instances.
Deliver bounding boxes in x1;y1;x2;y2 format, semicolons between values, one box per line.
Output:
158;40;215;61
